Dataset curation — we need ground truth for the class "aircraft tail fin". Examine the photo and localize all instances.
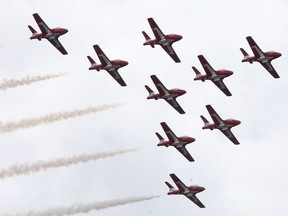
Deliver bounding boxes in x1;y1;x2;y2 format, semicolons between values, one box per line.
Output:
28;25;37;34
200;115;209;124
145;85;155;96
142;31;154;48
156;132;167;146
28;25;41;40
200;115;212;129
192;66;201;75
240;48;249;57
155;132;164;141
142;31;150;40
144;85;154;93
145;85;156;99
192;66;204;81
87;56;96;65
240;48;252;63
87;56;99;70
165;181;175;193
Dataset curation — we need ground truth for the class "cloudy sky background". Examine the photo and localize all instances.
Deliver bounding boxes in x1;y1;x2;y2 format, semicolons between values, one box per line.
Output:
0;0;287;215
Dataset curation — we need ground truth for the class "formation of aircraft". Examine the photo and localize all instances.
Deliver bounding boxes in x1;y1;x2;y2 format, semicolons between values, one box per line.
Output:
145;75;186;114
166;173;205;208
87;45;128;87
156;122;195;162
28;14;285;209
240;36;282;78
142;17;182;63
201;105;241;145
28;13;68;55
193;55;233;96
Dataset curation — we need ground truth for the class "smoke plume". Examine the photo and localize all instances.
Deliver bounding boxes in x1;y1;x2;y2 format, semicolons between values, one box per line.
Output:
1;195;159;216
0;73;67;91
0;103;124;133
0;148;138;179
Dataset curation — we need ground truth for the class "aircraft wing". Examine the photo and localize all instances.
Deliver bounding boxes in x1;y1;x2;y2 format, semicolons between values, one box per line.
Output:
165;98;185;114
169;174;188;193
206;105;223;126
260;61;280;78
160;44;181;63
147;17;165;41
33;13;50;35
186;193;205;208
47;37;68;55
107;69;127;86
211;79;232;96
160;122;178;142
175;146;194;162
198;55;216;77
219;128;240;145
93;45;111;67
246;36;264;59
150;75;169;95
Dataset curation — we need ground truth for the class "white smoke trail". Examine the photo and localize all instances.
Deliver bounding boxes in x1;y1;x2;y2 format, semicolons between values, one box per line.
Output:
0;73;67;91
0;103;124;133
1;195;160;216
0;148;138;180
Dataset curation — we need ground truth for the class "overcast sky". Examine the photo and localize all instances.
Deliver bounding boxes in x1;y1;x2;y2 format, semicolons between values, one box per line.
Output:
0;0;287;215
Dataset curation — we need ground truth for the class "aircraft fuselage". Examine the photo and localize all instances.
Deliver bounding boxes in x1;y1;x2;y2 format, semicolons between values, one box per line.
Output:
30;27;68;40
242;51;281;63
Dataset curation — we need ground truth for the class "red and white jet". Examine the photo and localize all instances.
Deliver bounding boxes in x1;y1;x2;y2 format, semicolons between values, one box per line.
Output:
145;75;186;114
240;36;282;79
166;173;205;208
142;17;182;63
156;122;195;162
201;105;241;145
87;45;128;87
193;55;233;96
28;13;68;55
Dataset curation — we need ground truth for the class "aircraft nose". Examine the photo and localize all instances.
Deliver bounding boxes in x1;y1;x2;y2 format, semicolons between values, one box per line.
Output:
123;60;129;66
181;89;187;95
277;52;282;58
200;186;205;192
187;137;196;143
236;120;241;125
